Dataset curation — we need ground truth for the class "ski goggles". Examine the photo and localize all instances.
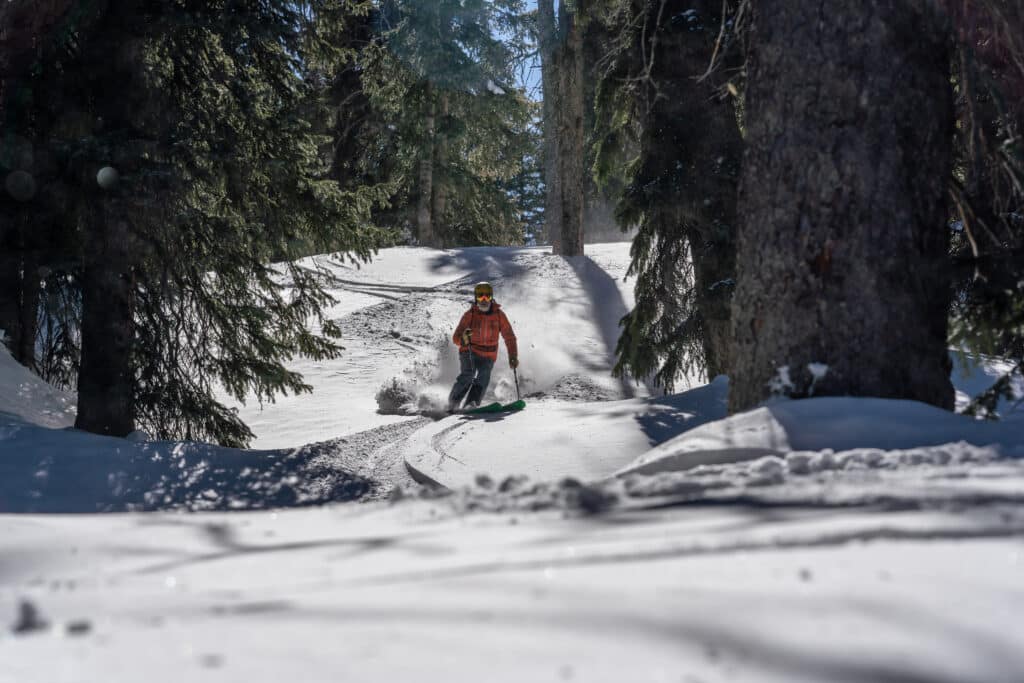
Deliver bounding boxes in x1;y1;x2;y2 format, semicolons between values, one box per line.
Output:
475;294;492;302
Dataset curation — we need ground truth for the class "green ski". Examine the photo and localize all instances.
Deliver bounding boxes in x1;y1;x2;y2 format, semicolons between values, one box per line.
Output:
458;368;526;415
462;400;526;415
464;401;504;414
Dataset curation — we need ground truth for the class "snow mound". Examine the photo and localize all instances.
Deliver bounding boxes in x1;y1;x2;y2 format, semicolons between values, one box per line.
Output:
539;373;622;402
621;441;1006;497
617;396;1024;478
402;379;729;489
397;439;1024;516
0;418;373;513
375;377;419;415
0;345;76;428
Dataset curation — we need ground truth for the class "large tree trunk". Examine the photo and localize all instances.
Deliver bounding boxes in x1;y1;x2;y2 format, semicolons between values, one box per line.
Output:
0;0;76;119
0;0;76;359
0;221;37;367
537;0;562;250
75;212;135;437
556;1;585;257
14;247;40;368
431;92;449;245
417;87;436;247
730;0;954;413
0;223;20;349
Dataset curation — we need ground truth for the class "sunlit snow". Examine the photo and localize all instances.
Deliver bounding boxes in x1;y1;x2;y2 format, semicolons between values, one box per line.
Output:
2;243;1024;683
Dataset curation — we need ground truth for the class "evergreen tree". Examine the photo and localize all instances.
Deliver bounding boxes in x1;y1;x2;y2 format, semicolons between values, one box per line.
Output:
507;120;546;243
538;0;587;256
594;0;743;389
946;0;1024;417
6;0;387;444
0;0;79;369
365;0;536;247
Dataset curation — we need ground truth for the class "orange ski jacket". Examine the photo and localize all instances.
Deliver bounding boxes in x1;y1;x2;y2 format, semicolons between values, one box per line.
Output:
453;303;518;362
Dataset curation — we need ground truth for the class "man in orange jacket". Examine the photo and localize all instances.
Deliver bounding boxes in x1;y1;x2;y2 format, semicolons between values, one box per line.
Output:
448;281;519;412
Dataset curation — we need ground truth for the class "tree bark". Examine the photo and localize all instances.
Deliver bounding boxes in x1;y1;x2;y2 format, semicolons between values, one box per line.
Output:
0;0;77;120
730;0;954;413
537;0;562;250
431;92;449;245
417;86;436;247
0;221;34;366
0;0;76;359
14;247;40;368
0;256;20;353
75;212;135;437
556;1;585;257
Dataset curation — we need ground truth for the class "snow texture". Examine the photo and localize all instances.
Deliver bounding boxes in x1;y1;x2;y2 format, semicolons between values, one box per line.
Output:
4;242;1024;682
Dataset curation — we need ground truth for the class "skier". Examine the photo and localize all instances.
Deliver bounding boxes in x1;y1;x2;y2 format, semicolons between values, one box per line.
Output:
448;282;519;412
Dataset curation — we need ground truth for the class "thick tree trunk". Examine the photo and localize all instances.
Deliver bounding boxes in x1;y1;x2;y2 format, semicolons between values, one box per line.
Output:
556;2;585;257
730;0;954;413
0;0;77;119
417;88;436;247
537;0;562;250
431;92;449;245
75;213;135;437
14;248;40;368
0;236;20;350
0;221;33;364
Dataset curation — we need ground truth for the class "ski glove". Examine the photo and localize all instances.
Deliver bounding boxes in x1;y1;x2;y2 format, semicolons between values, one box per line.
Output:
461;329;473;345
509;357;519;369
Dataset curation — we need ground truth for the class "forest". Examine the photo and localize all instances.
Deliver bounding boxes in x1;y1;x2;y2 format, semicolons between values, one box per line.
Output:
4;4;1024;680
1;0;1022;446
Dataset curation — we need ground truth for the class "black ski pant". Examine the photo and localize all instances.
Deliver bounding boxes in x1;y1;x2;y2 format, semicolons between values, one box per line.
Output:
448;351;494;408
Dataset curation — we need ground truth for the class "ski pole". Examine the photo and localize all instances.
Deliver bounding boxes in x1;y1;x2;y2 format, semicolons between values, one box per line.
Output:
459;338;476;410
513;366;521;401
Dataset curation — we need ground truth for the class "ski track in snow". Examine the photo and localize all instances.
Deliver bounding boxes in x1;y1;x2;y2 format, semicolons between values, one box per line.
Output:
288;417;432;501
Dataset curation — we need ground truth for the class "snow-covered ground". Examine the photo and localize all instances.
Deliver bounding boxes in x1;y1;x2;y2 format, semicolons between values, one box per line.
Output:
3;242;1024;682
228;244;649;448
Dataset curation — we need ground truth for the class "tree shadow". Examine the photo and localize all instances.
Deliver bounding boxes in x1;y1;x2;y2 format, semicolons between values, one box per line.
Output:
632;377;729;446
179;591;1022;683
131;519;452;576
562;255;657;398
427;247;533;286
0;425;376;514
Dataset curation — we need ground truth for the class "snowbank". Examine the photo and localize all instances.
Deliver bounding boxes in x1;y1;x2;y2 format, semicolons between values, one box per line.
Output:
403;378;728;489
617;396;1024;478
0;346;75;429
0;418;373;513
